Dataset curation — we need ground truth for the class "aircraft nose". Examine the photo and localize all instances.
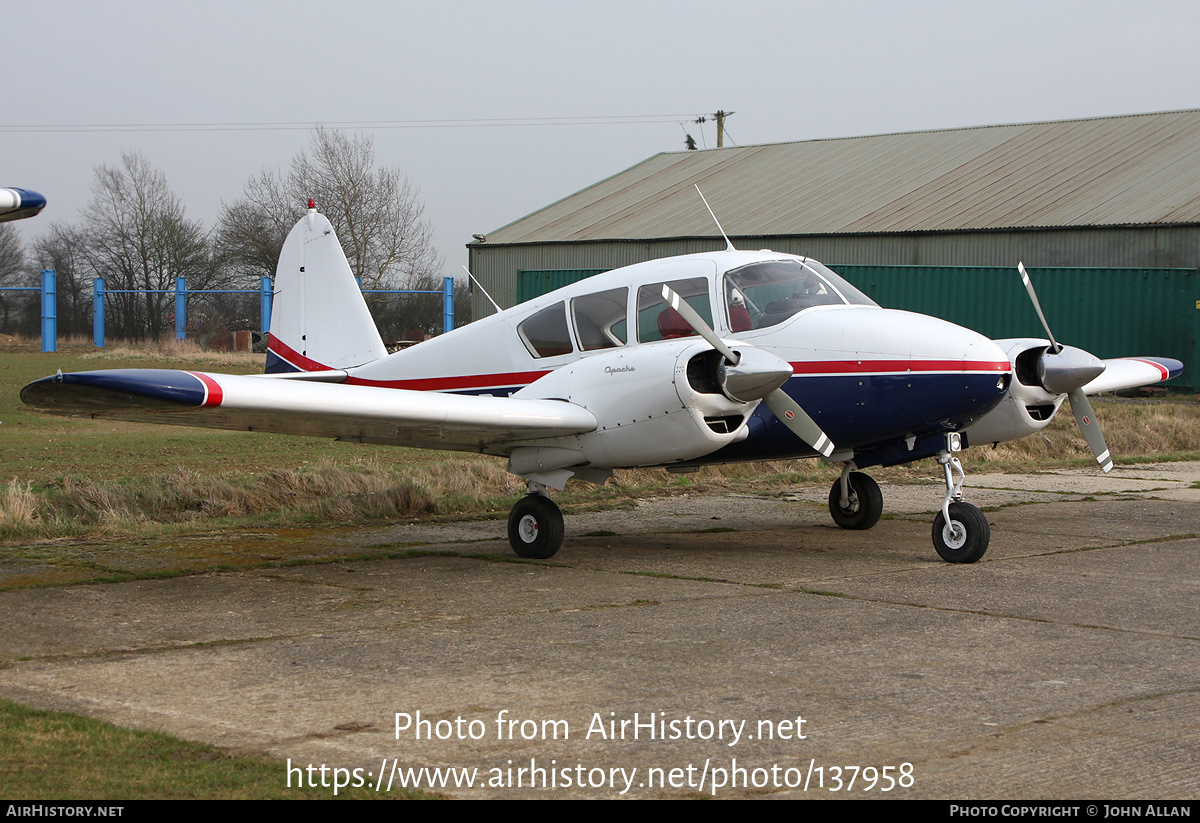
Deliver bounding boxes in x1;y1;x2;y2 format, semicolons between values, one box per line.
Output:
902;312;1009;376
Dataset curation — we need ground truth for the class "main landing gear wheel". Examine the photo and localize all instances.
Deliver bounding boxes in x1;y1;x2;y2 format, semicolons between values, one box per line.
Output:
828;471;883;530
508;494;564;559
932;502;990;563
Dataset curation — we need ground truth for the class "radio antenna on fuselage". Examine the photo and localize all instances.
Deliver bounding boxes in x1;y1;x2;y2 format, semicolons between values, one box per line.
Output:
462;265;502;313
695;185;736;252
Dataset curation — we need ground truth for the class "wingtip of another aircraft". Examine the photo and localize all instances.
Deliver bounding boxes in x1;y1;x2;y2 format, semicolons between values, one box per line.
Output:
0;188;47;223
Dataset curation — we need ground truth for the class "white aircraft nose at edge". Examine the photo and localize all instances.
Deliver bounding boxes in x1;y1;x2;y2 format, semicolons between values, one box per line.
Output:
21;200;1183;564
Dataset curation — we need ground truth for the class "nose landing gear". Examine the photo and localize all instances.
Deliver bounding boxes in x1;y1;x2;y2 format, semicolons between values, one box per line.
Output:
931;434;989;563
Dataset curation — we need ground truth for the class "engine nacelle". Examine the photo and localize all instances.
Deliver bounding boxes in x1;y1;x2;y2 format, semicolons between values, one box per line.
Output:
512;341;755;468
963;338;1066;447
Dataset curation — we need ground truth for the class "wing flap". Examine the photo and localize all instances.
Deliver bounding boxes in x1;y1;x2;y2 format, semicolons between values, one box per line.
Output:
21;369;597;453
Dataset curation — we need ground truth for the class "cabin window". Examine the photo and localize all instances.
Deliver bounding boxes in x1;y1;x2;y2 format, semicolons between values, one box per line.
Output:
518;302;573;358
571;288;628;351
637;278;712;343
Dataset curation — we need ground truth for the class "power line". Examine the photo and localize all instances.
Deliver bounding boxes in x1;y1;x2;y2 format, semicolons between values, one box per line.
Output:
0;114;700;135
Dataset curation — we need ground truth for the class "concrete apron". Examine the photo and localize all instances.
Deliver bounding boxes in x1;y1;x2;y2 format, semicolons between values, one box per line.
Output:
0;463;1196;799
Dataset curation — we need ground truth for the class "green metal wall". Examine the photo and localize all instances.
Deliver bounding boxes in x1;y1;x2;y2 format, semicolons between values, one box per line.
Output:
835;265;1200;391
515;265;1200;391
516;269;608;304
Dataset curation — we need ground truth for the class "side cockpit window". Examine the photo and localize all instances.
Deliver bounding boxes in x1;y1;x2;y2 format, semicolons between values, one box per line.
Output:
571;288;628;351
636;278;712;343
518;302;573;358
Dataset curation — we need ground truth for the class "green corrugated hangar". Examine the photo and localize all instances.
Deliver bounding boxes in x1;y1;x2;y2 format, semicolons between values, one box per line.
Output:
466;109;1200;388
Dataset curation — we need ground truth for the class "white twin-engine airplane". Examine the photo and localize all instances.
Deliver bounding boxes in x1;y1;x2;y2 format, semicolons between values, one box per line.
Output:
22;203;1182;563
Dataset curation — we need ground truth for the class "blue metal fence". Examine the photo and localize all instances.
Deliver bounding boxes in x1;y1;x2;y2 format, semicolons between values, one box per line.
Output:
0;271;456;352
0;269;56;352
91;275;455;348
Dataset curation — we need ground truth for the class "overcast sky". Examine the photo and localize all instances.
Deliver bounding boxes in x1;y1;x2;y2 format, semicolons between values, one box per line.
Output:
7;0;1200;278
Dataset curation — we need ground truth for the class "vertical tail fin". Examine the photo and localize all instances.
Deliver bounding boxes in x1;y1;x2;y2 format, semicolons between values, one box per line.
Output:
266;204;388;373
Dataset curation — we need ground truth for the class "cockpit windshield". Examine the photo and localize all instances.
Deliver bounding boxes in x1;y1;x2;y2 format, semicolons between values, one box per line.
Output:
723;259;876;330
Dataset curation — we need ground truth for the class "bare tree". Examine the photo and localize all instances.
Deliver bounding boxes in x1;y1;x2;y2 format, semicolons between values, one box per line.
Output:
0;224;23;284
213;171;294;282
81;152;216;339
218;129;443;291
31;223;93;339
0;224;35;335
365;272;473;339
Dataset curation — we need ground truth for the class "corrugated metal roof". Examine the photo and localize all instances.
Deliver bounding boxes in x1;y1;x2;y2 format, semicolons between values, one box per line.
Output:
483;110;1200;244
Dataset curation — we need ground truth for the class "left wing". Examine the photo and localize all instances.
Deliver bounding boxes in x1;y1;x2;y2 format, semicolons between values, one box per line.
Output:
21;369;598;454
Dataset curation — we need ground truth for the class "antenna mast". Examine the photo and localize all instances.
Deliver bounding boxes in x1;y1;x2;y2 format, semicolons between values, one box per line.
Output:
695;185;736;252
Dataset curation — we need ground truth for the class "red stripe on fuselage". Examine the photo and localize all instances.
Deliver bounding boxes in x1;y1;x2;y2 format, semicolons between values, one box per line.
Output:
346;372;551;392
345;360;1005;393
186;371;224;407
789;359;1011;375
267;335;333;372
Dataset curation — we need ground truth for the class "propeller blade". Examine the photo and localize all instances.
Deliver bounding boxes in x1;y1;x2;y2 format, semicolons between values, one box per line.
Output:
1018;262;1114;472
1017;262;1062;353
660;285;739;364
765;388;836;457
1067;388;1113;472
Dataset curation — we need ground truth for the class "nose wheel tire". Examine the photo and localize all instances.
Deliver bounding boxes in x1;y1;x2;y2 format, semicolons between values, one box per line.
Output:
932;502;990;563
508;494;565;559
828;471;883;530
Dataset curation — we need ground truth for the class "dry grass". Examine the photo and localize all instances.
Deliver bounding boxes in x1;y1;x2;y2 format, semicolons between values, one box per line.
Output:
0;457;525;542
81;338;263;367
0;479;40;532
974;398;1200;468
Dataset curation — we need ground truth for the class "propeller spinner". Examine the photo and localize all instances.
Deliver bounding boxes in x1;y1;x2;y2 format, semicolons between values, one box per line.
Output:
1017;263;1113;472
660;285;836;457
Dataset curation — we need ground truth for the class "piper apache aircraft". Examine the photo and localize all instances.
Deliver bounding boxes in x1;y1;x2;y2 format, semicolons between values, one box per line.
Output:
22;202;1183;563
0;188;46;222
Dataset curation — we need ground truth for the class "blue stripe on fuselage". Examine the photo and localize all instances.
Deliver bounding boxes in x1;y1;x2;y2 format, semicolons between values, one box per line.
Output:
706;371;1008;464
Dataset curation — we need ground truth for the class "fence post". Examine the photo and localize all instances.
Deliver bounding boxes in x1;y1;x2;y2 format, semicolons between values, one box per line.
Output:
40;269;56;353
175;277;186;340
260;276;272;335
443;276;454;333
93;277;105;348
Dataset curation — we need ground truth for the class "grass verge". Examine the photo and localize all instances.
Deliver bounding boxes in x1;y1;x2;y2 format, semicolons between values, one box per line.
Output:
0;696;427;799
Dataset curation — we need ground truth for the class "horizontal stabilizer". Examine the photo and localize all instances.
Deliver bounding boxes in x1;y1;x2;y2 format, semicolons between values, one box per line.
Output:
22;369;597;453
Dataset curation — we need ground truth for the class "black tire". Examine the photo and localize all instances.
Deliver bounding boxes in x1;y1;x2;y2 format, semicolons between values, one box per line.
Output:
828;471;883;530
508;495;565;559
932;502;990;563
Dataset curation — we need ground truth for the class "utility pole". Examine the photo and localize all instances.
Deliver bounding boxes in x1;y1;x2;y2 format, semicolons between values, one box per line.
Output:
714;110;734;148
691;111;735;148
